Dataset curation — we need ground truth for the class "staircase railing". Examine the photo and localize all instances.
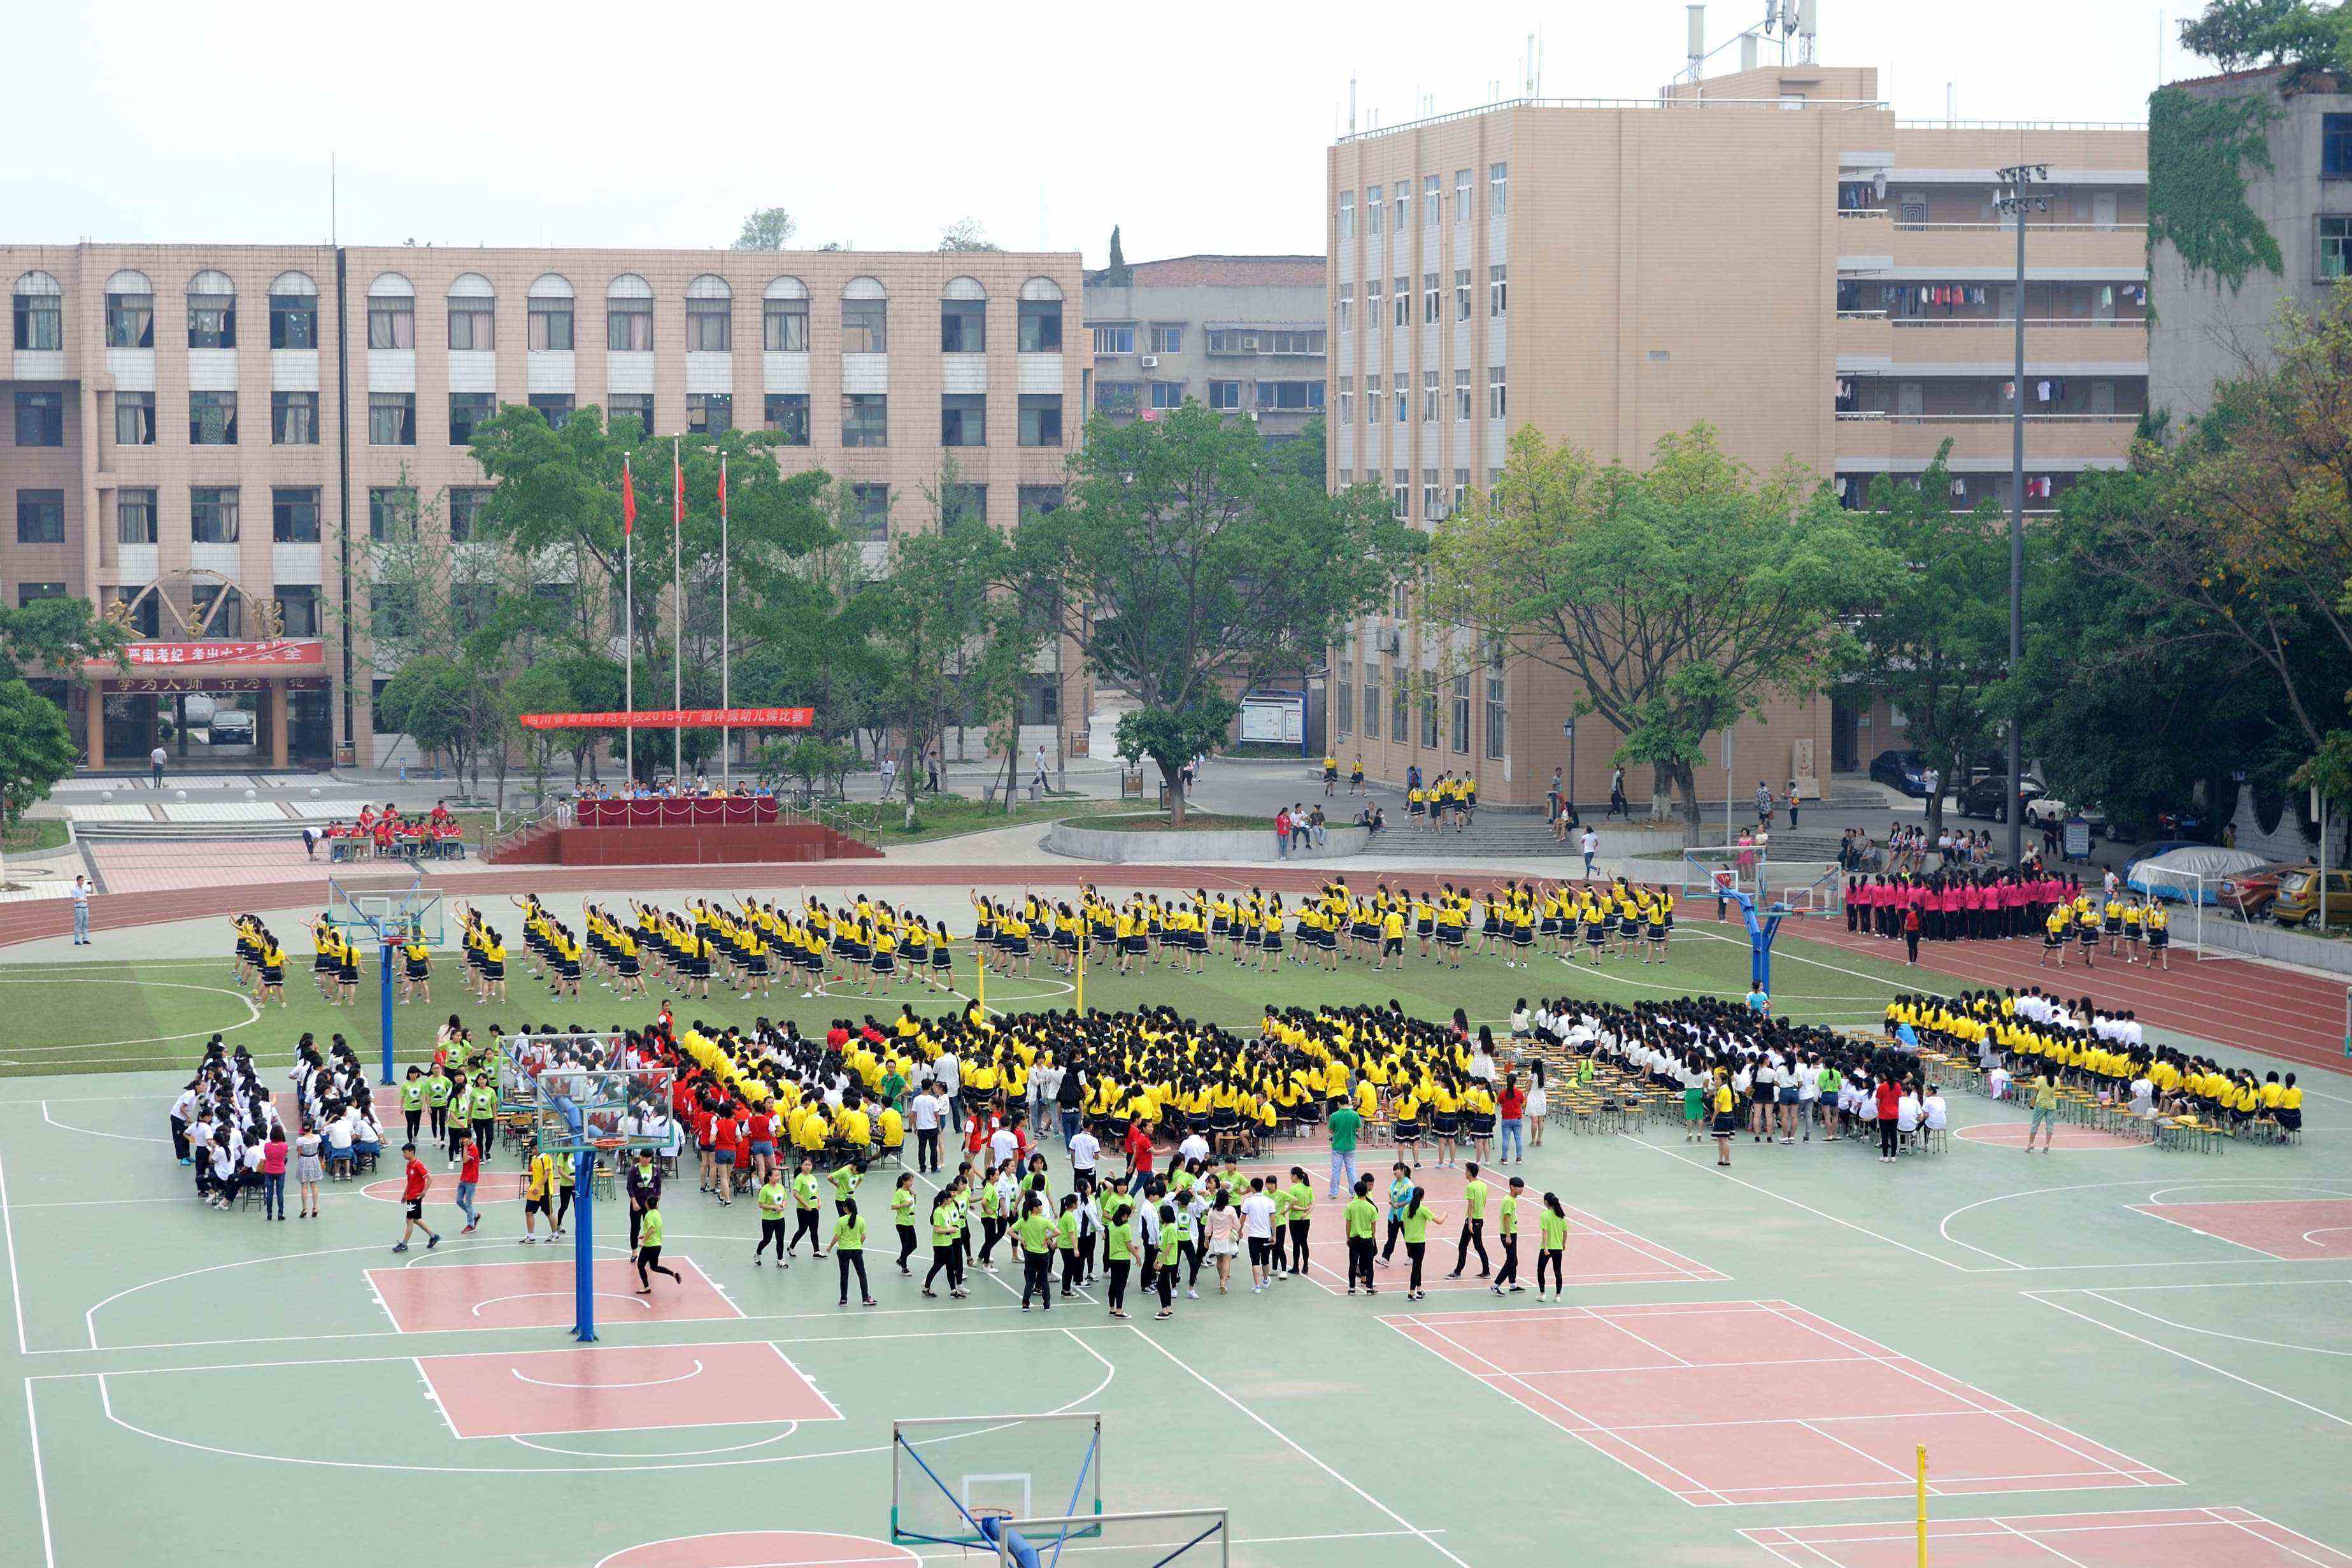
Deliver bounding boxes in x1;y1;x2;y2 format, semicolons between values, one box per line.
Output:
483;800;573;861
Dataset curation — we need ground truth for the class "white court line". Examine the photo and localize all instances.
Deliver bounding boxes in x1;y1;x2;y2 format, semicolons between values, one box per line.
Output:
2027;1291;2352;1430
40;1101;166;1144
1613;1132;1965;1272
1990;1518;2099;1568
2069;1287;2352;1360
1115;1323;1474;1567
510;1425;798;1458
2211;1512;2347;1568
25;1379;55;1568
510;1358;705;1390
0;1143;25;1356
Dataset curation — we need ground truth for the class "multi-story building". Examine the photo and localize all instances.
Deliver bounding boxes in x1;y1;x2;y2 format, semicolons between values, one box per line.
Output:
2;244;1085;769
1324;61;2147;807
1081;254;1327;443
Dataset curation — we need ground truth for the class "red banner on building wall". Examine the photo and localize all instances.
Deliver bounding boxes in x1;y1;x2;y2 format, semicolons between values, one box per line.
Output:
90;639;327;669
517;707;815;731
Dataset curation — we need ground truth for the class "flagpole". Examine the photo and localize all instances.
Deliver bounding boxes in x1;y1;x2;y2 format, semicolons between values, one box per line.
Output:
672;436;683;787
622;454;635;787
719;453;731;789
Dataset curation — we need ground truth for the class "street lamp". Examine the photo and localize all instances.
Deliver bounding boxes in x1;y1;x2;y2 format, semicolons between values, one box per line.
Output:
1993;162;2049;870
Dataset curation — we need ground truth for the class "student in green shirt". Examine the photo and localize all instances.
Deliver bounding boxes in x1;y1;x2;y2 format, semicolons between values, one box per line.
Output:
1283;1167;1315;1279
633;1202;681;1293
790;1158;825;1259
1399;1185;1446;1301
830;1160;862;1213
425;1067;453;1144
923;1180;968;1299
1447;1161;1491;1281
1326;1102;1362;1197
1342;1176;1381;1295
753;1172;790;1267
832;1197;874;1307
400;1067;426;1146
1492;1176;1526;1295
1153;1201;1183;1319
1015;1195;1056;1312
891;1172;919;1274
1536;1192;1571;1300
1103;1194;1136;1319
1055;1194;1083;1299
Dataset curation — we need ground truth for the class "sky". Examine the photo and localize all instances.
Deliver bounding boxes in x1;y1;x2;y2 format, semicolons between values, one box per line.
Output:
10;0;2192;264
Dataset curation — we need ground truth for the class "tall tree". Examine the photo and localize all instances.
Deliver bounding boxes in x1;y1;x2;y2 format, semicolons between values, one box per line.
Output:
1425;424;1892;842
1015;403;1416;822
1104;226;1132;285
938;217;1002;252
0;680;77;885
732;206;797;250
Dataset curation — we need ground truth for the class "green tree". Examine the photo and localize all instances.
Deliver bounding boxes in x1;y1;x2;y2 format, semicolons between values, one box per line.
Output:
376;655;488;788
1103;226;1132;285
0;679;76;883
1425;424;1892;843
2177;0;2349;76
498;663;575;808
0;595;129;682
939;217;1002;252
732;206;797;250
1015;403;1416;822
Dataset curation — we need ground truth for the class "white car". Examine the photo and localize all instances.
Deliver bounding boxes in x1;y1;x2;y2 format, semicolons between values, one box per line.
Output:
2023;795;2104;832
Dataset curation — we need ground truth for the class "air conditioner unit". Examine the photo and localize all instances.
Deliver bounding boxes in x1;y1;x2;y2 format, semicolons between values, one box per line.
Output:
1377;629;1404;654
1140;355;1159;368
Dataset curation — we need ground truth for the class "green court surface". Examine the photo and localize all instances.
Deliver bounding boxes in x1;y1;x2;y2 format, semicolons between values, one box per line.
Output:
2;895;2350;1568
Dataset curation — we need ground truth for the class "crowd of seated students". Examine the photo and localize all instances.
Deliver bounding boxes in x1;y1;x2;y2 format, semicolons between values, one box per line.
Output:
166;1033;394;1219
574;775;778;802
308;800;466;860
1888;987;2304;1134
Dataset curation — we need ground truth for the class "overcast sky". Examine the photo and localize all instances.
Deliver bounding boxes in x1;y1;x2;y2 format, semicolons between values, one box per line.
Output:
13;0;2187;264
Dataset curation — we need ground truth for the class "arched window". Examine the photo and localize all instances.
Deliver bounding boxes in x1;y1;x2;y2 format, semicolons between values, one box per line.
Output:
367;273;415;349
941;276;986;353
527;273;574;351
267;271;318;350
842;276;887;353
447;271;495;351
104;269;153;348
1018;276;1064;353
607;273;653;352
762;276;808;352
11;269;62;352
685;273;732;352
187;269;237;350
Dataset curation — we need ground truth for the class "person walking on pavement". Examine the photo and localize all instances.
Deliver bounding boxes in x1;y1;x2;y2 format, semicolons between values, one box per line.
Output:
1607;766;1627;820
71;875;90;945
150;744;168;789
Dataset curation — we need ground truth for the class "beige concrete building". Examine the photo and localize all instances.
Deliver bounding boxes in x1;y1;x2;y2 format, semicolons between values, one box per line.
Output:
3;243;1085;768
1323;62;2148;808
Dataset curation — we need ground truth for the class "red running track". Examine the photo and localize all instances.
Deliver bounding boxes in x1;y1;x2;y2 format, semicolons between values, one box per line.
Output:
5;856;2343;1074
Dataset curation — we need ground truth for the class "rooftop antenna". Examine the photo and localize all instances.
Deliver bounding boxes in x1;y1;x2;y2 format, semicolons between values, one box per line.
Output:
1349;74;1357;133
1525;32;1536;93
329;150;338;248
1798;0;1818;65
1946;81;1957;125
1686;5;1706;83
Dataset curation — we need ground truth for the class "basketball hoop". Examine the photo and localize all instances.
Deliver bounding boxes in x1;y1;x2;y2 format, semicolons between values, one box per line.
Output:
967;1507;1015;1555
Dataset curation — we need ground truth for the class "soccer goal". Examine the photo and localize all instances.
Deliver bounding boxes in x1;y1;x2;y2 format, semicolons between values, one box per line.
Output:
2116;869;2211;960
892;1413;1103;1549
987;1509;1228;1568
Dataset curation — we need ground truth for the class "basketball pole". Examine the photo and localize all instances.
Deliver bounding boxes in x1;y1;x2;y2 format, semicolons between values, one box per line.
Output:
1076;919;1086;1015
378;920;396;1086
1916;1443;1928;1566
573;1125;595;1343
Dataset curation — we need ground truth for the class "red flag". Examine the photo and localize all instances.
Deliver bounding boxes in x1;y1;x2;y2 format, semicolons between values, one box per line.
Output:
620;455;636;537
673;441;684;527
718;457;727;518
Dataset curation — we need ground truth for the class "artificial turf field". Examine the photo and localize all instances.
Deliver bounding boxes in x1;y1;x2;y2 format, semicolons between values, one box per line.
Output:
1;881;2349;1568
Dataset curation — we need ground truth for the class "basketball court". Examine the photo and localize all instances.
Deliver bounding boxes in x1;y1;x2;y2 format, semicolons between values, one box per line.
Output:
1742;1507;2352;1567
2127;1197;2352;1260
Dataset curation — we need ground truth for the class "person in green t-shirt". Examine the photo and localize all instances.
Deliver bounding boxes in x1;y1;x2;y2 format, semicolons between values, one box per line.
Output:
1055;1194;1083;1298
753;1172;790;1267
425;1067;454;1144
923;1180;968;1299
1492;1176;1526;1295
1536;1192;1571;1300
634;1201;681;1293
832;1197;874;1306
1102;1194;1136;1319
830;1159;862;1214
1398;1186;1446;1300
1015;1195;1056;1312
1282;1167;1315;1279
790;1158;825;1259
1153;1201;1183;1319
1447;1162;1492;1280
399;1067;426;1146
890;1172;919;1274
1342;1176;1381;1295
1326;1102;1362;1197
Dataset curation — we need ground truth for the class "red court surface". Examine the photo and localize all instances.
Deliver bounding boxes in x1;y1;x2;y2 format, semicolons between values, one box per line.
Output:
1385;1299;2175;1506
2130;1198;2352;1260
1235;1162;1723;1295
1741;1507;2352;1567
1957;1124;2137;1151
599;1532;919;1568
367;1255;741;1332
417;1341;841;1438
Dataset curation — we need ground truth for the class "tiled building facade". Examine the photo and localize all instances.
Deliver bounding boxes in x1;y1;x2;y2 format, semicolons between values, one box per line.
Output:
1081;254;1327;441
1324;63;2148;807
2;243;1085;768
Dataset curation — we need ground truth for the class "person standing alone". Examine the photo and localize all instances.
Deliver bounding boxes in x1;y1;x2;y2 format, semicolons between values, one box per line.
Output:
70;875;90;946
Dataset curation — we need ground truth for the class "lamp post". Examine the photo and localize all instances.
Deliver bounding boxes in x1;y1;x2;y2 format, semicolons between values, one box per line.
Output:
1562;716;1576;822
1993;161;2049;871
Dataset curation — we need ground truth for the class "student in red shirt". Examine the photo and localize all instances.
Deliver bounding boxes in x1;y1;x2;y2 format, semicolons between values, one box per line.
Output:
1875;1078;1904;1163
1122;1120;1156;1196
454;1134;482;1234
392;1142;440;1253
711;1108;740;1206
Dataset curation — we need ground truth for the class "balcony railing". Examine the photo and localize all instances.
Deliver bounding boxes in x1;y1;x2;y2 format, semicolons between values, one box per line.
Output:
1835;412;2139;424
1887;316;2144;329
1890;221;2147;234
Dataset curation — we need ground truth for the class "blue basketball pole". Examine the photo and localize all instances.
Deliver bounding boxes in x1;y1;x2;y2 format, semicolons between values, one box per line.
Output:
378;934;396;1085
573;1147;596;1341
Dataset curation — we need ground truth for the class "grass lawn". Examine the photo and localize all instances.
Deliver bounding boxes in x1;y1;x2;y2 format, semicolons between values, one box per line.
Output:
0;913;1909;1077
1081;811;1265;832
2;818;69;854
830;793;1124;844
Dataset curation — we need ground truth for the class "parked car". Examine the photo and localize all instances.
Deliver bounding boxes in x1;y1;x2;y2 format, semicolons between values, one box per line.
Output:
2125;846;2269;904
1869;749;1937;798
2153;804;2220;843
1956;775;2046;822
2215;861;2311;922
2272;867;2352;927
2023;795;2104;832
207;709;257;745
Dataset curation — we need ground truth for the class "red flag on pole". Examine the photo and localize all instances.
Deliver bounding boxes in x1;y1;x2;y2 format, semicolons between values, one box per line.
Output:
673;441;684;527
717;457;727;518
620;455;636;536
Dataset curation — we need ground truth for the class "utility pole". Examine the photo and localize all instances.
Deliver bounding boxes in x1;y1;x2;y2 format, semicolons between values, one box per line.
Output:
1994;161;2049;870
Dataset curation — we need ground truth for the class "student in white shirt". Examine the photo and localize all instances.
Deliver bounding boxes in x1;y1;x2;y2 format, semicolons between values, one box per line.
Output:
1238;1181;1278;1294
1922;1088;1948;1131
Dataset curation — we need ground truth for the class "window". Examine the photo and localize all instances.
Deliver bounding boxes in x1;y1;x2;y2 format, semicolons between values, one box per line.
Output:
1366;280;1382;324
1424;173;1441;227
1423;272;1439;324
1488;365;1506;419
1488;264;1507;317
368;486;416;541
763;294;809;352
2323;216;2352;278
1149;324;1183;354
938;484;988;532
368;392;413;445
764;393;809;444
685;295;731;352
192;582;244;638
1455;167;1472;222
115;391;155;446
1392;182;1408;231
842;393;888;446
447;487;490;542
1454;467;1469;515
274;585;322;639
1423;466;1441;518
941;297;987;353
1395;380;1408;423
1149;382;1185;411
449;582;495;636
11;285;59;351
448;392;492;444
1362;661;1381;740
608;394;655;438
1393;276;1409;327
1336;662;1352;737
1489;162;1509;217
1094;381;1139;415
13;390;62;447
271;487;320;543
1091;324;1136;355
1208;380;1242;411
1337;283;1353;335
686;393;732;435
2325;113;2352;176
1364;375;1379;421
1256;380;1321;411
187;292;235;349
528;393;573;429
118;488;157;544
1337;190;1354;241
1018;485;1064;518
269;292;317;350
1485;671;1506;759
1392;468;1409;518
842;299;888;353
1390;669;1409;745
273;390;318;445
1337;385;1352;425
106;290;153;348
1455;369;1471;422
190;486;239;543
190;390;239;445
1422;688;1440;748
17;583;64;608
607;294;653;352
368;295;414;349
1017;297;1062;352
15;490;64;543
846;483;890;541
941;393;987;445
1448;673;1472;753
1422;370;1439;423
1367;187;1383;237
528;296;574;351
